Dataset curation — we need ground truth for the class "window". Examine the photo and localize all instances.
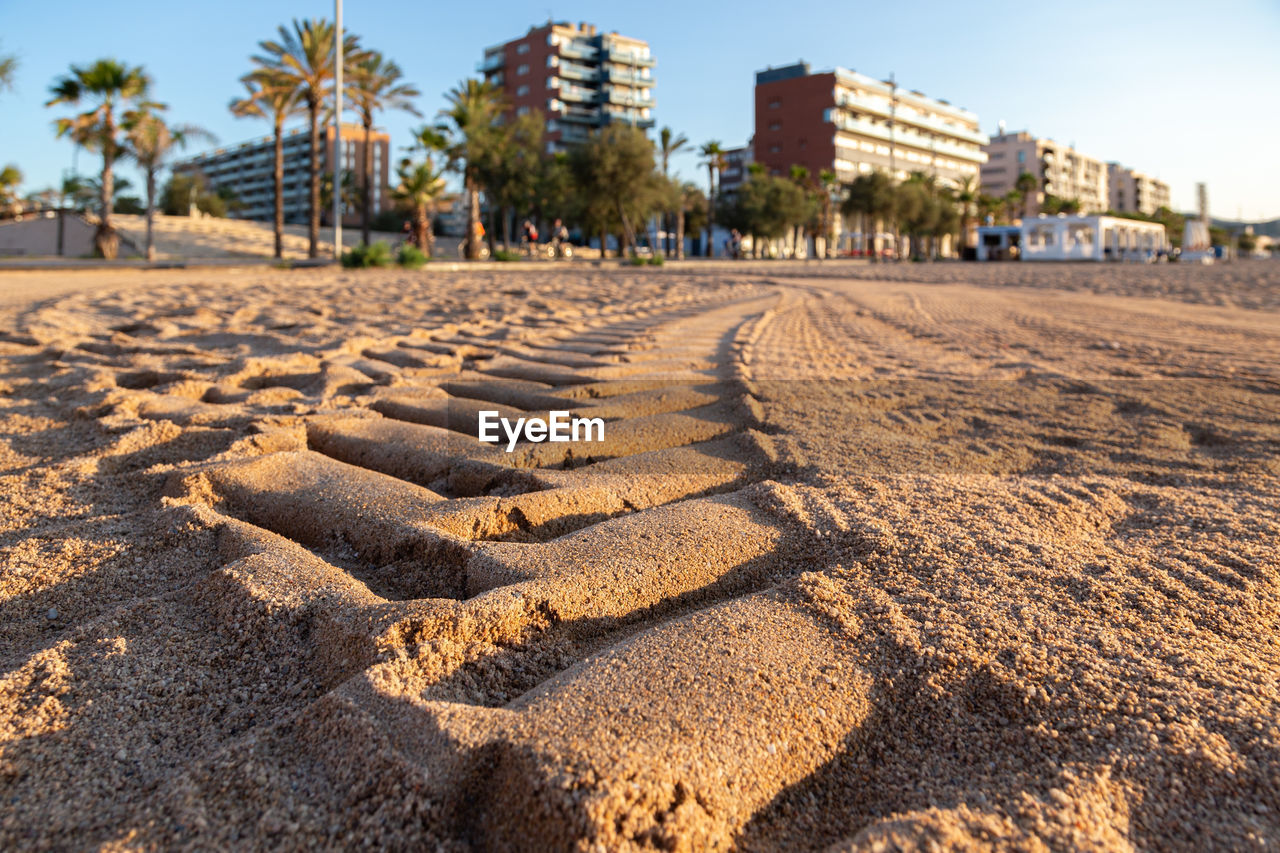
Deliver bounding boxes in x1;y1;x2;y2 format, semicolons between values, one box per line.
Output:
517;64;529;75
516;105;530;116
768;99;781;109
1017;150;1025;164
769;144;781;153
517;43;531;54
769;121;781;131
516;85;530;97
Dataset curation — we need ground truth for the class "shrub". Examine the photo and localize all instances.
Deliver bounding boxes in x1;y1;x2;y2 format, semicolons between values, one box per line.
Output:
626;256;647;266
646;255;664;266
340;241;393;268
397;244;428;268
493;249;522;262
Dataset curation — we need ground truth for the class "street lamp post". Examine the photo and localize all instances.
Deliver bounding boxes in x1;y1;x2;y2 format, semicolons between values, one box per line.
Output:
333;0;343;260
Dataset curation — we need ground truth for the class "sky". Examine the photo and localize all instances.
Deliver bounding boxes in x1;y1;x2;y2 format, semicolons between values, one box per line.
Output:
1;0;1278;221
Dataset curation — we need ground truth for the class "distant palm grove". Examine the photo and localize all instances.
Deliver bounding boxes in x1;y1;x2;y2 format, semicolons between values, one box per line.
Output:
4;26;1194;262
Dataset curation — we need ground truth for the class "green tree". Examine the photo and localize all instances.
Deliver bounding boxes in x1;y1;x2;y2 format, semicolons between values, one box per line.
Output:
255;18;363;258
46;59;158;258
841;170;897;262
571;124;661;258
347;51;421;245
124;109;214;260
699;140;725;257
721;171;807;258
441;78;505;260
677;182;707;259
482;111;546;247
230;70;302;259
160;171;227;218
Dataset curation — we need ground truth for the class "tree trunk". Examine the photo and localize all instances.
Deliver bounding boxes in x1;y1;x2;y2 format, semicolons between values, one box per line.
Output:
307;101;320;258
598;228;607;259
465;176;480;260
502;206;511;250
96;121;118;260
706;165;715;259
273;117;284;259
414;206;429;253
675;207;685;259
145;167;156;261
362;121;373;246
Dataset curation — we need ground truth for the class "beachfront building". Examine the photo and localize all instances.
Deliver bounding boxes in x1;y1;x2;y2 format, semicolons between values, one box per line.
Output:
750;62;987;190
981;131;1109;217
478;21;655;152
1010;214;1167;261
173;123;390;226
1107;163;1171;216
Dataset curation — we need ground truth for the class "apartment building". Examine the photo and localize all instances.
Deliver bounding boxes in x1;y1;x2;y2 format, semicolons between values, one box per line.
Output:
478;21;655;152
1107;163;1171;216
716;143;754;195
174;123;389;226
751;62;987;189
981;131;1108;216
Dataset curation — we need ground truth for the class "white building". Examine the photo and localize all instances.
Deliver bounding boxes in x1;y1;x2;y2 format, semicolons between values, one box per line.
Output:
978;214;1167;262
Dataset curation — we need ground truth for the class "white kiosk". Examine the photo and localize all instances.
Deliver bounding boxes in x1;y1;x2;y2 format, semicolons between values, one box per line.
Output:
1019;214;1167;262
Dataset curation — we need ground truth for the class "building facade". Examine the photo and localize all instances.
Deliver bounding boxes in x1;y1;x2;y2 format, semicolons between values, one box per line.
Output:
751;63;987;189
479;21;655;152
716;143;754;196
174;123;390;226
981;131;1108;216
1107;163;1171;216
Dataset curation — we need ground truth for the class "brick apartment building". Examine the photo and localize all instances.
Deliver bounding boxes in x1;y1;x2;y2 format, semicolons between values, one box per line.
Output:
747;62;987;190
478;21;655;151
174;123;390;226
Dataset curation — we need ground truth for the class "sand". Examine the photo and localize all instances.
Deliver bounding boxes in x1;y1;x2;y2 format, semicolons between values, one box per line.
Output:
0;260;1277;850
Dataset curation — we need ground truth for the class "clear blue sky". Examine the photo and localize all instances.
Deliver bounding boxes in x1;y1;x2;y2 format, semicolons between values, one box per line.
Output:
2;0;1277;220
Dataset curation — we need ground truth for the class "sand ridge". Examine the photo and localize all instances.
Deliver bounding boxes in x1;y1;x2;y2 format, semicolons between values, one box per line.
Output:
0;262;1278;849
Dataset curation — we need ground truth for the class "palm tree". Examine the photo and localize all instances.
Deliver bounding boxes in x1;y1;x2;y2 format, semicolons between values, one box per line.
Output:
1014;170;1038;220
787;164;811;258
699;140;725;257
124;109;213;260
230;70;302;259
955;175;977;253
841;170;896;263
441;78;505;260
817;168;838;258
392;130;449;259
347;51;420;245
0;43;17;94
255;19;362;258
46;59;157;259
658;127;688;257
0;165;21;215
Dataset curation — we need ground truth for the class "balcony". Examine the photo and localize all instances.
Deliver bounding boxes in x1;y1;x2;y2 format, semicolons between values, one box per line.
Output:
834;93;987;146
560;126;593;143
559;40;598;62
832;112;987;165
476;52;504;73
603;87;652;108
606;67;654;86
560;106;601;124
558;61;597;83
559;84;598;103
606;46;654;66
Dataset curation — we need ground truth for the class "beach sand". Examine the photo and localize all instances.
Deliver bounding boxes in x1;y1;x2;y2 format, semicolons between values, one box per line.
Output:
1;261;1277;849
